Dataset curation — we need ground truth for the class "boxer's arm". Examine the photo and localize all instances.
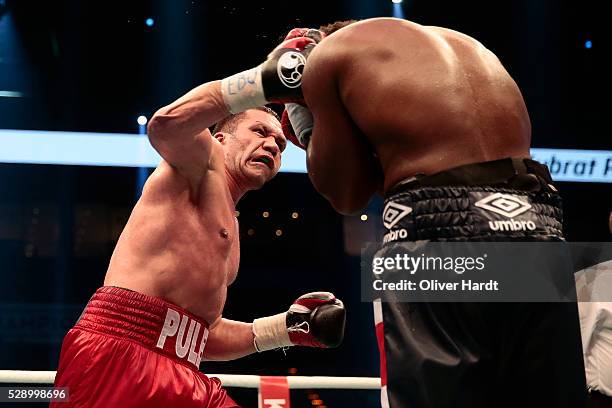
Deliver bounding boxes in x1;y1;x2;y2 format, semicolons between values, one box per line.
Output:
147;80;229;186
202;318;256;361
202;292;345;361
302;47;382;215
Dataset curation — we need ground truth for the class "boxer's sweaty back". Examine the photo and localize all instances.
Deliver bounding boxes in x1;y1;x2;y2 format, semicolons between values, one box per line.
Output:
305;18;532;192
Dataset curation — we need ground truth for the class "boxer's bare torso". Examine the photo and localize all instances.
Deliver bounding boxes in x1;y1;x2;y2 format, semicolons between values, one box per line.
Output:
105;141;238;325
304;18;531;211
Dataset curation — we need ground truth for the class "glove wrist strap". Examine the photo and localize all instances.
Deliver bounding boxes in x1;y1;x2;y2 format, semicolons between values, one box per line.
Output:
253;312;292;352
286;103;313;146
221;65;268;114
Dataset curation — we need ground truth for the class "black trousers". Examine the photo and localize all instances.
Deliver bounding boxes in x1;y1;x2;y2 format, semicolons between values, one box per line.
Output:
590;391;612;408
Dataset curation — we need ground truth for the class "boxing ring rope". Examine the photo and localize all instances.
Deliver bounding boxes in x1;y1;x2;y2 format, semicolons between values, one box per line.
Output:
0;370;381;390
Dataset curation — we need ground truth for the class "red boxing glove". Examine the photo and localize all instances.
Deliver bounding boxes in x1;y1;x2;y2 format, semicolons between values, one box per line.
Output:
286;292;345;348
271;36;316;56
252;292;346;351
282;103;314;149
260;36;317;103
281;108;304;150
284;27;325;44
277;28;322;148
220;36;317;113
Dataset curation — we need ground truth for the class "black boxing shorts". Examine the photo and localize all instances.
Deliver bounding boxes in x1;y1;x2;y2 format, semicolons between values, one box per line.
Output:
374;158;587;408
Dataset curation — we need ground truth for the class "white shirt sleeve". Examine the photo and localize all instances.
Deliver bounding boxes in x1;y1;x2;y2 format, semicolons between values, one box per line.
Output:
576;260;612;396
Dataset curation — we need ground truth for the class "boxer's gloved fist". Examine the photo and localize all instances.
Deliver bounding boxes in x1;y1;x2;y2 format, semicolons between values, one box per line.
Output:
252;292;346;352
277;28;323;148
286;291;345;348
261;36;316;102
284;28;325;44
220;36;316;114
281;102;313;149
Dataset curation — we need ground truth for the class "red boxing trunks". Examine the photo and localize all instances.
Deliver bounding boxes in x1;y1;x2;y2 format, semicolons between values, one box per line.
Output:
51;286;239;408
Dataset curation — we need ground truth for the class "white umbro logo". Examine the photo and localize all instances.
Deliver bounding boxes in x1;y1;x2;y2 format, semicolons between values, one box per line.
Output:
474;193;532;218
382;202;413;229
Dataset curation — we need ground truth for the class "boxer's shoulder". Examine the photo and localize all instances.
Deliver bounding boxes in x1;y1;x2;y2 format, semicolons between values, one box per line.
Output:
307;18;426;72
322;18;425;44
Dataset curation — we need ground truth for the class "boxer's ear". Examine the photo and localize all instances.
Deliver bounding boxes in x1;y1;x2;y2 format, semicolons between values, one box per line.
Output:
213;132;227;144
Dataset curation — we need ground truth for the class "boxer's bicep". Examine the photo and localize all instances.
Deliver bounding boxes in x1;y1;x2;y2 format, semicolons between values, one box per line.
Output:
147;126;213;187
148;81;228;187
304;59;379;214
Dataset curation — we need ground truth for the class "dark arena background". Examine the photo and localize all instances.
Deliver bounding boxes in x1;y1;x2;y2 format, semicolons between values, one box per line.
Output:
0;0;608;407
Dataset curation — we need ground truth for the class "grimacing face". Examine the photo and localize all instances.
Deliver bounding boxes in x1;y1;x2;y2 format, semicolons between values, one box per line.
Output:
219;109;286;190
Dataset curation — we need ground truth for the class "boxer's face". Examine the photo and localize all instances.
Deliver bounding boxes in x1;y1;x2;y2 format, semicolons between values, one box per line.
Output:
221;109;285;190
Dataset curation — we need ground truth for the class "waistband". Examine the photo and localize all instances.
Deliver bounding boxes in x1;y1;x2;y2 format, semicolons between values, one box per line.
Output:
382;158;563;242
74;286;209;370
386;157;554;195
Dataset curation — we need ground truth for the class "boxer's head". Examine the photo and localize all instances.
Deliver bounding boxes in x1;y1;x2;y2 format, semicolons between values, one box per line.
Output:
213;107;285;192
318;20;359;36
282;20;358;45
608;211;612;234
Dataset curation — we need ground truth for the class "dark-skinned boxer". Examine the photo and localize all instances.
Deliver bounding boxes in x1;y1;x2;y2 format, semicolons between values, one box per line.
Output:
280;18;587;408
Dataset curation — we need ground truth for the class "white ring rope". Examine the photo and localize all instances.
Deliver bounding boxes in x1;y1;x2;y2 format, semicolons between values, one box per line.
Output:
0;370;381;390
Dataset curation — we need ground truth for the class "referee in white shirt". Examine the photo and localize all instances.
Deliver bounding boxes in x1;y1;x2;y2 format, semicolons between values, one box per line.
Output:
576;213;612;407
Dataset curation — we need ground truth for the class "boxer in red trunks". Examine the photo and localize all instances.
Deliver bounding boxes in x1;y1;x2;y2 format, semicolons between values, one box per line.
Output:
51;36;346;408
